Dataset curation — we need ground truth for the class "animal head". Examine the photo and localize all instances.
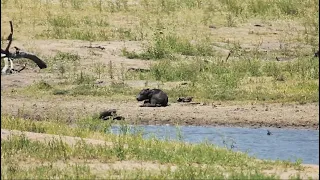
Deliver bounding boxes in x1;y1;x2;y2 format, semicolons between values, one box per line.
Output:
177;97;184;102
136;88;152;101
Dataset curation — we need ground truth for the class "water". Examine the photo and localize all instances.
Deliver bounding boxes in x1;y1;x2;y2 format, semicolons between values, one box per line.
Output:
110;125;319;165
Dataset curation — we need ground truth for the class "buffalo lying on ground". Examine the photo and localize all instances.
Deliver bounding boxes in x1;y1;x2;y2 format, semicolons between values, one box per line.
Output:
136;88;169;107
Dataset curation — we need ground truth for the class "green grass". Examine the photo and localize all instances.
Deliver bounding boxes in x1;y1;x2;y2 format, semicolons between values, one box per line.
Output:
1;1;318;178
1;0;318;103
121;32;216;60
15;52;318;103
1;0;318;43
1;115;310;179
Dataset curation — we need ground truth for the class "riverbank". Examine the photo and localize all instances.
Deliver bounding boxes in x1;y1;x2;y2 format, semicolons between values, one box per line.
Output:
1;128;319;179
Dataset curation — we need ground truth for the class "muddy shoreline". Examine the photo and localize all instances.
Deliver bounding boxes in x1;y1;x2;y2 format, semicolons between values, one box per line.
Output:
135;119;319;130
1;94;318;130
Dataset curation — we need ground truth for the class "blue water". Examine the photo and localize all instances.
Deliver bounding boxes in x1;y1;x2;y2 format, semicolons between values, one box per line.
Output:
109;125;319;165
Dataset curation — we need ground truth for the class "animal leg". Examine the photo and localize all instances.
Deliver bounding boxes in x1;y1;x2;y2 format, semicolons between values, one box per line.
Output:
140;103;157;107
15;63;27;73
1;57;10;74
112;116;125;120
143;99;150;104
8;58;20;73
140;103;164;107
9;58;14;70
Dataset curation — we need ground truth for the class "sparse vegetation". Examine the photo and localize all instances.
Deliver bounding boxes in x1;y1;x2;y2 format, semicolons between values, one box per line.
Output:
1;115;311;179
1;0;319;179
1;0;318;103
18;55;319;103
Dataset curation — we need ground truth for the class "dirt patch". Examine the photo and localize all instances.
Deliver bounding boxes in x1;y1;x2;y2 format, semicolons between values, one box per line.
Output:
2;39;149;72
16;158;177;174
262;164;319;180
1;129;113;147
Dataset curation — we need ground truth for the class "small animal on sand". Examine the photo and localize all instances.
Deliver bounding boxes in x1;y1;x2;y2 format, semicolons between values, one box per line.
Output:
177;97;193;103
99;109;125;120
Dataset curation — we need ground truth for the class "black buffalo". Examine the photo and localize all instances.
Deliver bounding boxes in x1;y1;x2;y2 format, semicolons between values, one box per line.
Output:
136;88;168;107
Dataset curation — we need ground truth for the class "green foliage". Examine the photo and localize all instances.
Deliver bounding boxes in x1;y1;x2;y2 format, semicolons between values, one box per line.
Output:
125;55;318;102
33;80;53;90
122;32;215;60
0;1;318;178
1;114;305;179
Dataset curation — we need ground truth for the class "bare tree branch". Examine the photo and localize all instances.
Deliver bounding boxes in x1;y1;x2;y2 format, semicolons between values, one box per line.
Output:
1;21;14;59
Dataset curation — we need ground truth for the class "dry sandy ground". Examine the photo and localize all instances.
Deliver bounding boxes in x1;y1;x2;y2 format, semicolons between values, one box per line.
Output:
1;129;319;179
1;40;319;130
1;92;319;130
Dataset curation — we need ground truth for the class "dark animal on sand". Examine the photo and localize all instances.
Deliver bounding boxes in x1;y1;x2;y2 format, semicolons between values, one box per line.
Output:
127;67;150;73
315;50;319;57
99;109;125;120
177;97;193;103
136;88;168;107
